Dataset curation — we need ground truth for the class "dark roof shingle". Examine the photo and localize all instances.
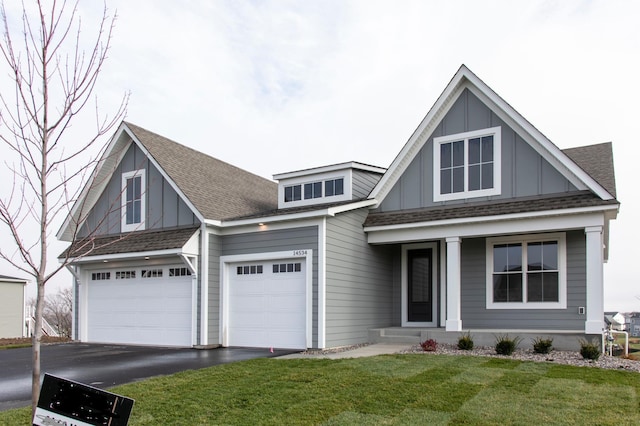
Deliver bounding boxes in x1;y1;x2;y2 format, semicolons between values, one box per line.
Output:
125;122;278;220
562;142;617;198
364;192;618;228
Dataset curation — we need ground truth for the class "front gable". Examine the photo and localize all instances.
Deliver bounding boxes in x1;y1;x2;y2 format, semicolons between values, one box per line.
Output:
378;88;578;212
371;65;614;212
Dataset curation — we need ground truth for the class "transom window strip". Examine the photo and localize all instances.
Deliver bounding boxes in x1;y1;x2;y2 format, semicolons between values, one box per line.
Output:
273;262;302;273
115;271;136;280
91;272;110;281
141;269;163;278
236;265;264;275
169;267;192;277
284;177;344;203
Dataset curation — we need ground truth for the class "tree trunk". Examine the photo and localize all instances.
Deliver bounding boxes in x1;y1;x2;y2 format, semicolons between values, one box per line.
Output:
32;280;45;415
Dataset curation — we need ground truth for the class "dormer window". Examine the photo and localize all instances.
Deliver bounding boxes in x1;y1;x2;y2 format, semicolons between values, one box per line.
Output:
433;127;501;202
283;177;345;204
121;170;146;232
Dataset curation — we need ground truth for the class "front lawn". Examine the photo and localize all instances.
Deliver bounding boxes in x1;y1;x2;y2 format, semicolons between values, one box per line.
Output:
2;354;639;425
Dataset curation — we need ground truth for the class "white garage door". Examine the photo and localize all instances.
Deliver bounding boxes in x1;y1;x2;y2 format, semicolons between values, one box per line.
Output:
229;259;306;349
87;266;192;347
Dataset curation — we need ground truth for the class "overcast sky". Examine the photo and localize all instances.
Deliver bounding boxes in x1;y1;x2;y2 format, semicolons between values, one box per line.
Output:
1;1;638;311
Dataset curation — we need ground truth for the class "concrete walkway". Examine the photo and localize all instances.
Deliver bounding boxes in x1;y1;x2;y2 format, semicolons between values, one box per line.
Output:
278;343;414;360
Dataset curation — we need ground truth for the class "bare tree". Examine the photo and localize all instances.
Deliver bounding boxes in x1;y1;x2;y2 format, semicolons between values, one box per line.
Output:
0;0;127;414
44;286;73;337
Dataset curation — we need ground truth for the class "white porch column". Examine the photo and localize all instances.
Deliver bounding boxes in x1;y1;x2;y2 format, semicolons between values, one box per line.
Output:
446;237;462;331
585;226;604;334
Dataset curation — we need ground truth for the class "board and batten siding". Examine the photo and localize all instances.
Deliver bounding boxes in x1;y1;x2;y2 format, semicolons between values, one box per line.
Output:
352;170;383;199
460;230;586;330
325;209;394;347
220;226;319;347
80;142;199;237
0;281;25;338
378;88;578;213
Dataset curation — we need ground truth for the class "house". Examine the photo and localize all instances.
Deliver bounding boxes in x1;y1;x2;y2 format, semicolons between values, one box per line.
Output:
629;313;640;337
58;65;619;350
604;311;626;331
0;275;28;338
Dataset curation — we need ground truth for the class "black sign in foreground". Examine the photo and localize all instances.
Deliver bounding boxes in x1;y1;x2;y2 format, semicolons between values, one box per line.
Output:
33;374;134;426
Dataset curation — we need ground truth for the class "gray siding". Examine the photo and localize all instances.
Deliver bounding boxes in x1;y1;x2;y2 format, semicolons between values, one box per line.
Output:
325;210;394;347
207;233;221;344
460;230;586;330
378;88;577;212
352;170;383;199
81;142;199;237
221;226;319;347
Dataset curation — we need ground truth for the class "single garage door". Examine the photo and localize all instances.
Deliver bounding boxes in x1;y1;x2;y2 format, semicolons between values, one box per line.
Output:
87;266;192;347
229;259;306;349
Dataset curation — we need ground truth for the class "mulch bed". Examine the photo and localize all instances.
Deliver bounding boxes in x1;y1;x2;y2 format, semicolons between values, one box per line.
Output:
0;336;71;347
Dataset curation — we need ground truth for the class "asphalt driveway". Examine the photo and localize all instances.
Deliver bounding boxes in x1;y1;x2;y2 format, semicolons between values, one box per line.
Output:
0;343;296;411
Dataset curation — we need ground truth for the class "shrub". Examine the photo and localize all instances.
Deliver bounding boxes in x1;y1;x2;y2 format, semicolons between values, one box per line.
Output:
532;337;554;354
457;332;474;351
495;335;521;356
420;339;437;352
579;339;601;361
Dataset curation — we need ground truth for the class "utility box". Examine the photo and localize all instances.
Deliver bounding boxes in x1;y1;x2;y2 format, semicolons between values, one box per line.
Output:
33;374;134;426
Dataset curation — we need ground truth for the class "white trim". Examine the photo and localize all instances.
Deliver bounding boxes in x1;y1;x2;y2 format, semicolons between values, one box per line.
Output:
273;161;386;180
120;169;146;233
445;237;462;331
277;170;353;209
219;250;313;349
318;218;327;348
585;226;604;334
365;204;618;235
366;211;606;244
485;232;567;310
401;242;438;327
200;225;209;346
439;240;447;327
368;65;614;206
67;248;184;264
433;127;502;202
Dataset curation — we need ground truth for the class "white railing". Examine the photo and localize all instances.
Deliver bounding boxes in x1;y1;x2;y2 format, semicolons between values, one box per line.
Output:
24;306;59;337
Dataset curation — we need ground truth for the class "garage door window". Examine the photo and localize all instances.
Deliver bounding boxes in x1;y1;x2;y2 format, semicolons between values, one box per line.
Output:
169;267;191;277
91;272;111;280
273;263;301;273
115;271;136;279
142;269;163;278
237;265;263;275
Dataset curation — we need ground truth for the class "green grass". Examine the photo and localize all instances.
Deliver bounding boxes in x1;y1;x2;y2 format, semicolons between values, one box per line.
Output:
2;354;639;425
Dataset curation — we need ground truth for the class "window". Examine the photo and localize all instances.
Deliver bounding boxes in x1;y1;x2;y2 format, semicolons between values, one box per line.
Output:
284;184;302;202
115;271;136;279
169;267;192;277
273;263;301;273
304;182;322;199
91;272;111;281
142;269;163;278
121;170;146;232
236;265;263;275
325;178;344;197
486;233;566;309
433;127;501;201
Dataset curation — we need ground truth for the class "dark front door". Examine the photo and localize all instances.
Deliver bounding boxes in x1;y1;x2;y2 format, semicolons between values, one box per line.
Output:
408;249;433;322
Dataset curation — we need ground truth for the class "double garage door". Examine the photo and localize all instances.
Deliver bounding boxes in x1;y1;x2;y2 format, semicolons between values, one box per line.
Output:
87;265;193;347
228;258;307;350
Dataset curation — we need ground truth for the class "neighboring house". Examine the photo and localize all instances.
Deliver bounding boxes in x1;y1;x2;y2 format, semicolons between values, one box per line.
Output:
629;313;640;337
0;275;27;338
604;311;626;331
58;65;619;350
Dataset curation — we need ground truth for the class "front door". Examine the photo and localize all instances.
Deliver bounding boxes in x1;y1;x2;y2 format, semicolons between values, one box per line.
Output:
407;249;433;322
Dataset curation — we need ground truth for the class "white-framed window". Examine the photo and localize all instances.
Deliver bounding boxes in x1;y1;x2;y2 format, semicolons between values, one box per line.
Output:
284;177;345;203
121;169;146;232
486;233;566;310
433;127;501;202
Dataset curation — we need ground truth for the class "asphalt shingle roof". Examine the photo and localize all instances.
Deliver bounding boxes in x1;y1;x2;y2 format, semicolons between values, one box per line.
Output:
363;191;618;228
562;142;617;198
62;226;200;258
125;122;278;221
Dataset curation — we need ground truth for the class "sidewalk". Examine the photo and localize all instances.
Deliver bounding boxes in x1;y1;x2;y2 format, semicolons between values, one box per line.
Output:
277;343;414;360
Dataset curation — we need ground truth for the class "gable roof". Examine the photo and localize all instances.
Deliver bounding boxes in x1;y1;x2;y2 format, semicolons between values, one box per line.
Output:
125;123;278;221
562;142;616;198
369;65;616;205
0;275;28;284
58;122;278;240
